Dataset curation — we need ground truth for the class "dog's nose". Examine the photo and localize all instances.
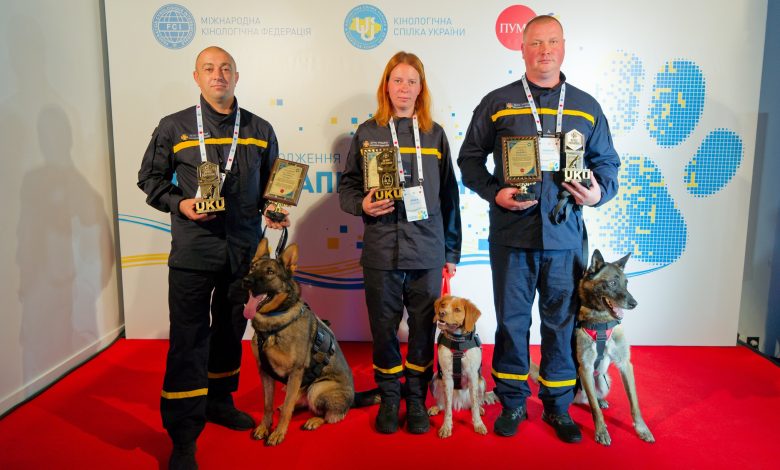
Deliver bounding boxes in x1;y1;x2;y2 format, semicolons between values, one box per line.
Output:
242;276;252;288
628;297;638;309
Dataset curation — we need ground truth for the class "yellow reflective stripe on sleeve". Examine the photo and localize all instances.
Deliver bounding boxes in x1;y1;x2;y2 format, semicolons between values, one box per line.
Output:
399;147;442;159
537;376;577;387
161;388;208;399
405;360;434;372
373;363;404;375
491;108;595;125
173;137;268;154
208;367;240;379
491;368;529;381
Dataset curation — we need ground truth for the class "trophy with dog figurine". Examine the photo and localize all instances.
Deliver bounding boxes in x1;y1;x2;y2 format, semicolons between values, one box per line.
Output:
563;129;591;188
361;145;403;200
195;161;225;214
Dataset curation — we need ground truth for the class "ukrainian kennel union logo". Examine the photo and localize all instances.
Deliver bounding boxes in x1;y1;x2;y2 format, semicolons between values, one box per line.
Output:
152;4;196;49
344;4;387;50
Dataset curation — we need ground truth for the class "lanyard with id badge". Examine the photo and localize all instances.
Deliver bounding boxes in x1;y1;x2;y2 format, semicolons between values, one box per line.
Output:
521;75;565;172
389;115;428;222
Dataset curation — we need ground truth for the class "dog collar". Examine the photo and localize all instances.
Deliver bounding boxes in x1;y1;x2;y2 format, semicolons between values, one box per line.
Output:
438;331;481;352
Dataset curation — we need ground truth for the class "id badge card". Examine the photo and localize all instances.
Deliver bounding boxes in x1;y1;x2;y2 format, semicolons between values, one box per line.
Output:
403;185;429;222
538;135;561;172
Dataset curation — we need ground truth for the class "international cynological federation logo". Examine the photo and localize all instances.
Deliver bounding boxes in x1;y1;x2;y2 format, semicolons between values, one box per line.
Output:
343;4;387;50
152;4;196;50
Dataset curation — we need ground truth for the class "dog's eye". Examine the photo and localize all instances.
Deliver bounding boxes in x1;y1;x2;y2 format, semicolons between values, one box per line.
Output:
608;279;616;287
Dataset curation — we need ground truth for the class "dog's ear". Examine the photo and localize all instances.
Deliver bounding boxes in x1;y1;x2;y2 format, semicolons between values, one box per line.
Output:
589;249;605;274
280;243;299;273
615;252;631;270
253;238;270;263
433;295;449;322
462;298;481;333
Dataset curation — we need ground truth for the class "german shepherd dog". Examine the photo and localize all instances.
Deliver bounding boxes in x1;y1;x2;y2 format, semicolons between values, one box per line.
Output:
574;249;655;446
240;238;375;446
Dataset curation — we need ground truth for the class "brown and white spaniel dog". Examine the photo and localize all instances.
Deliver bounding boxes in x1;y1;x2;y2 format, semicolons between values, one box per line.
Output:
427;295;497;438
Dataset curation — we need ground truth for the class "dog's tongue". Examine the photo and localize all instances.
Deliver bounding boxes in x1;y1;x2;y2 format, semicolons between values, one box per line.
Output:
243;293;267;320
612;307;625;320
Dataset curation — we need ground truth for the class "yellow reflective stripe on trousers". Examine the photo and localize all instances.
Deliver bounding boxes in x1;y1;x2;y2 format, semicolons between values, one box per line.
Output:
490;108;595;125
399;147;442;159
537;376;577;387
491;368;529;381
161;388;208;399
173;137;268;154
405;360;434;372
373;364;404;374
208;367;240;379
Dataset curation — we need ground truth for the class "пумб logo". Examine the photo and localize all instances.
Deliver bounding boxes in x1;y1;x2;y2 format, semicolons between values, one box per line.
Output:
344;4;387;50
152;4;196;50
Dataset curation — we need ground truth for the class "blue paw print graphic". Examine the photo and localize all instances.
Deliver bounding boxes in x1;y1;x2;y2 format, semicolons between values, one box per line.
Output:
592;52;744;273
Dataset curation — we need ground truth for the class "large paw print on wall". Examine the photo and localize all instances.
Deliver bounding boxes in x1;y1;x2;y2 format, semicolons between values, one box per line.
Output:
592;52;743;273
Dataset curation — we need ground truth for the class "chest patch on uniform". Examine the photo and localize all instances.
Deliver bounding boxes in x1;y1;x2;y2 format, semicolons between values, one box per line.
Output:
180;132;211;141
365;140;390;147
505;102;529;109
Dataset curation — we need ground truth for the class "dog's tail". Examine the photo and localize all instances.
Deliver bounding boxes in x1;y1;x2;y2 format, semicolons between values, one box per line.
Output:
352;387;381;408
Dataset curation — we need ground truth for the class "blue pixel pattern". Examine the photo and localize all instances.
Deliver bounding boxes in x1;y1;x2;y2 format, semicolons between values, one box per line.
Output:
599;155;687;265
684;129;743;197
646;60;705;147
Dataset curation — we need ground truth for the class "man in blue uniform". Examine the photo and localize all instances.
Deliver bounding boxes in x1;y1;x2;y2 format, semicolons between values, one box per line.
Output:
458;16;620;443
138;46;289;469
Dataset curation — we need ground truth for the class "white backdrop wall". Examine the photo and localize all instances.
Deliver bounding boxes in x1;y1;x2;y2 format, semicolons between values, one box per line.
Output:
108;0;767;345
0;0;122;415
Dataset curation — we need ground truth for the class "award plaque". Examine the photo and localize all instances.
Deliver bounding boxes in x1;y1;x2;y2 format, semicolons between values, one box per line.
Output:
262;159;309;222
501;136;542;201
195;161;225;213
563;129;591;188
361;146;403;200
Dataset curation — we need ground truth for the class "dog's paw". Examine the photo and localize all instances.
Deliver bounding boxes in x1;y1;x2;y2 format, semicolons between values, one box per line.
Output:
598;398;610;409
595;427;612;446
483;391;499;405
479;405;485;416
252;424;270;441
266;429;287;446
473;420;488;436
427;405;441;416
302;417;325;430
635;424;655;443
437;423;453;439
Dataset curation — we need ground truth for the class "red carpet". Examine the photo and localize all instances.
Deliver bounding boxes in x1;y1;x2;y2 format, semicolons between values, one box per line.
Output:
1;340;778;469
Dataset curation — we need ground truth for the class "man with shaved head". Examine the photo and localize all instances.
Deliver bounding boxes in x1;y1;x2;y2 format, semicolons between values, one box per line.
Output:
139;46;289;469
458;16;620;443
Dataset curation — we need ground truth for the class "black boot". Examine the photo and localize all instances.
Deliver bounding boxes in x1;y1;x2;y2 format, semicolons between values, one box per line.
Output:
493;405;527;437
405;398;430;434
375;399;400;434
206;393;255;431
542;411;582;443
169;442;197;470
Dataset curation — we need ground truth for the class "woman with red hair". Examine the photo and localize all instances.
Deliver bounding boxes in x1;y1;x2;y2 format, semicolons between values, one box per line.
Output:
339;51;461;435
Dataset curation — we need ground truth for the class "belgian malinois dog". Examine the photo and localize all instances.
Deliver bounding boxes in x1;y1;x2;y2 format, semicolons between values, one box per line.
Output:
241;239;375;446
574;249;655;446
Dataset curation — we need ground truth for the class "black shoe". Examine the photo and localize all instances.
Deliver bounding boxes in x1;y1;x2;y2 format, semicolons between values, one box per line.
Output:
169;442;197;470
405;400;430;434
206;401;255;431
493;406;527;437
375;400;400;434
542;411;582;443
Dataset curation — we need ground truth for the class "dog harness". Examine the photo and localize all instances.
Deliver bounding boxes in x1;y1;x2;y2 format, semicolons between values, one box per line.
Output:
255;305;337;388
436;331;481;390
578;319;621;371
